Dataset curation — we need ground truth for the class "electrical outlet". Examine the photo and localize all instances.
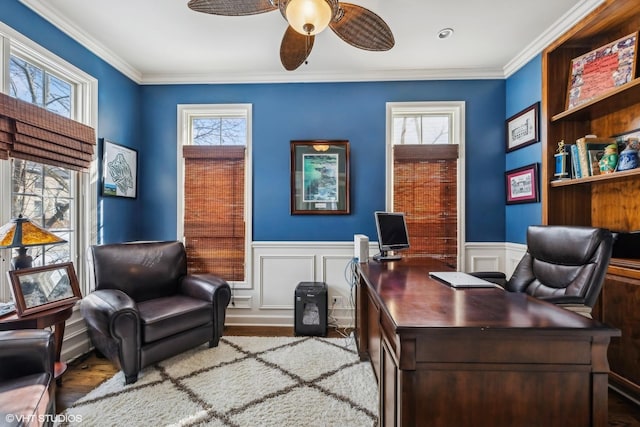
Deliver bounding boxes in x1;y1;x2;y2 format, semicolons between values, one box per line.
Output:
331;296;344;307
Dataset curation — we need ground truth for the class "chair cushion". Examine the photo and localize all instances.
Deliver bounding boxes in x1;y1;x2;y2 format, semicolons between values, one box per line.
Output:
138;295;211;343
0;373;51;427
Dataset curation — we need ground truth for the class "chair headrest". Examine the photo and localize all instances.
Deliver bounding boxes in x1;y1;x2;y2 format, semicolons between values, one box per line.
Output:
527;225;612;265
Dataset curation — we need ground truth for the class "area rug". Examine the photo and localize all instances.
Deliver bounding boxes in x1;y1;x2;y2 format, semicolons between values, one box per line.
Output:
58;336;378;426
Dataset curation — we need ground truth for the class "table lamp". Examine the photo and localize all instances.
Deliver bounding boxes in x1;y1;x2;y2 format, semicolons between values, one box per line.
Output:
0;214;66;269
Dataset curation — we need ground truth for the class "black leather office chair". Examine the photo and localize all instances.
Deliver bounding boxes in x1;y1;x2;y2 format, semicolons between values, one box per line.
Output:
473;225;613;318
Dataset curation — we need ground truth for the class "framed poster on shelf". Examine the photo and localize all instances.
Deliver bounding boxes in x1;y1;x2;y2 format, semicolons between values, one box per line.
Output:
566;32;637;110
290;140;350;215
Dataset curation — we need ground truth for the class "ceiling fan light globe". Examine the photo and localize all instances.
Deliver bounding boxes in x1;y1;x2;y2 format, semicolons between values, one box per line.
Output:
286;0;332;36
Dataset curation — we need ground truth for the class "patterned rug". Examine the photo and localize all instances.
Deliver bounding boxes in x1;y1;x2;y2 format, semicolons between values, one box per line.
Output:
58;336;378;426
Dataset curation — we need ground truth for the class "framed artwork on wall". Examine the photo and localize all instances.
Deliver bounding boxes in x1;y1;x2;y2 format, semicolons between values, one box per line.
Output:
505;163;540;205
505;102;539;152
8;262;81;317
290;140;350;215
102;139;138;198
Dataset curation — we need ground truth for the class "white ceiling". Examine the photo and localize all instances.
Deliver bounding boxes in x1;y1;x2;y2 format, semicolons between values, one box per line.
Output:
19;0;602;84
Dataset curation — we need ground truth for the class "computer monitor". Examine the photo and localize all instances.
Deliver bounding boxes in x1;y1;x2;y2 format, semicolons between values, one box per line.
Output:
373;211;410;261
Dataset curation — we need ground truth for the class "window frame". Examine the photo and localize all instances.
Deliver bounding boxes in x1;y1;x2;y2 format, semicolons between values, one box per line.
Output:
385;101;466;270
0;22;98;301
177;104;253;289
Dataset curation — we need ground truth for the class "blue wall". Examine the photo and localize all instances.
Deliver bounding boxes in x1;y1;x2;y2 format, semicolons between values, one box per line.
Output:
505;55;543;243
1;1;143;244
140;80;506;242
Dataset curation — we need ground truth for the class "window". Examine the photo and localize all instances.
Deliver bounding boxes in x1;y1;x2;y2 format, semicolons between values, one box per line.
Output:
178;105;252;285
386;102;465;269
0;23;97;301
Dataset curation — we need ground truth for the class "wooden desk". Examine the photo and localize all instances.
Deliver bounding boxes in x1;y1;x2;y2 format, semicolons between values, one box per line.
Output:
355;259;620;427
0;303;74;383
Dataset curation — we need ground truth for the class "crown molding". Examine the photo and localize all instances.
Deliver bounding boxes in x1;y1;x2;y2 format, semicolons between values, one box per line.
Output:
141;67;505;85
19;0;142;83
503;0;604;77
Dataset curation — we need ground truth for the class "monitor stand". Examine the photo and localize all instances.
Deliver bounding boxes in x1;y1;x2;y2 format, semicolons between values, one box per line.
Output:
373;251;402;261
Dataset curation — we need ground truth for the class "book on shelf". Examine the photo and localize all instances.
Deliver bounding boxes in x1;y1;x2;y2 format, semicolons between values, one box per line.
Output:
570;144;582;178
575;136;615;177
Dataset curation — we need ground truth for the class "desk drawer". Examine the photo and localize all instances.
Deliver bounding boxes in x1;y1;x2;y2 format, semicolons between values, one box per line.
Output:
416;334;592;365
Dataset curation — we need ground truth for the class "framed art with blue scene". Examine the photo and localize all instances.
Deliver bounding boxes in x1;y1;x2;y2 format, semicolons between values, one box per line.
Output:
102;139;138;199
290;140;350;214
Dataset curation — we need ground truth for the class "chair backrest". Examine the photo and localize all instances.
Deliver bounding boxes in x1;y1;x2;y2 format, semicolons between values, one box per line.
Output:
507;225;613;307
88;241;187;302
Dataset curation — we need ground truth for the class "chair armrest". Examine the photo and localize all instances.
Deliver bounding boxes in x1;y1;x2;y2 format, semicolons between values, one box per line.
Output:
180;274;231;305
469;271;507;287
0;330;54;380
80;289;139;338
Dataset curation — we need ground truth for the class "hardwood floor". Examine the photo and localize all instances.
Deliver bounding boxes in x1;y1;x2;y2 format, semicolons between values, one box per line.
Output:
57;326;640;426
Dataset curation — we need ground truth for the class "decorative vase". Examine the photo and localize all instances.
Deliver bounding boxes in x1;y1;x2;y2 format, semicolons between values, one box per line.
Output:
617;148;638;171
599;143;619;174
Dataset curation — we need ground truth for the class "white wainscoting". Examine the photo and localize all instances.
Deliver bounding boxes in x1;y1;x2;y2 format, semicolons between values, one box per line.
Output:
62;240;526;360
465;241;526;278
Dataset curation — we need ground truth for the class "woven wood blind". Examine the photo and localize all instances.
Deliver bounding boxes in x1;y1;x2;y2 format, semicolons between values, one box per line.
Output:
0;92;95;171
183;145;245;281
394;144;458;268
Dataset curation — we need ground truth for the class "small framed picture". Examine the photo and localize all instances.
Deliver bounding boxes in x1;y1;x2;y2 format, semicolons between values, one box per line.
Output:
102;139;138;198
505;103;539;152
505;163;540;205
290;140;350;215
8;262;81;317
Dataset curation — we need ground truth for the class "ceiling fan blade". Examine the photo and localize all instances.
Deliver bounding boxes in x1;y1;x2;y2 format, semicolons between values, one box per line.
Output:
329;3;394;51
280;26;315;71
187;0;277;16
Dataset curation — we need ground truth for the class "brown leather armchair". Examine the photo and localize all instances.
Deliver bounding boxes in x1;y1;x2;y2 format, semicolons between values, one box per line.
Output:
80;241;231;384
473;225;613;317
0;330;55;427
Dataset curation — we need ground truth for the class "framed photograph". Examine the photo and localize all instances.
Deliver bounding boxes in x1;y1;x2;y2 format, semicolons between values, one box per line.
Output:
506;103;539;152
505;163;540;205
102;139;138;198
566;32;637;110
290;140;350;215
8;262;81;317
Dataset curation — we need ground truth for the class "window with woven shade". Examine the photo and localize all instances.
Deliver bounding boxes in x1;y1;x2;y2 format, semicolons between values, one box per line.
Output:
180;105;251;283
394;145;458;268
388;102;464;269
1;32;98;304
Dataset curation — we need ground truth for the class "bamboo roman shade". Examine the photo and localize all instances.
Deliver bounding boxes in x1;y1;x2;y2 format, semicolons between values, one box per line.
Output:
0;92;95;170
394;144;458;268
183;145;245;281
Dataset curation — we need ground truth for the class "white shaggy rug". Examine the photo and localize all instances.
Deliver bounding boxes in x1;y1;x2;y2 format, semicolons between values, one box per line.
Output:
58;336;378;426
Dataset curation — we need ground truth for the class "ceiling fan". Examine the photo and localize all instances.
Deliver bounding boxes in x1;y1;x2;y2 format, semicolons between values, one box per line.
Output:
187;0;395;71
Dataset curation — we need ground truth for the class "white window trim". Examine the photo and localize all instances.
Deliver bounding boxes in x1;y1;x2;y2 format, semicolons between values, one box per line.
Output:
385;101;466;270
0;21;98;299
177;103;253;290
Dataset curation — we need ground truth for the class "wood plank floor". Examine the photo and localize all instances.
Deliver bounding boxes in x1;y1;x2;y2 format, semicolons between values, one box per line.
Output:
57;326;640;426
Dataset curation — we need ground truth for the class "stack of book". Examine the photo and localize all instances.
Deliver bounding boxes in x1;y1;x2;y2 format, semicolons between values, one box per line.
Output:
564;135;616;178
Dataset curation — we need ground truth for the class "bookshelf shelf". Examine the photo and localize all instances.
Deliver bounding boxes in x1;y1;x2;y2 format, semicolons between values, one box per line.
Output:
550;167;640;187
551;79;640;123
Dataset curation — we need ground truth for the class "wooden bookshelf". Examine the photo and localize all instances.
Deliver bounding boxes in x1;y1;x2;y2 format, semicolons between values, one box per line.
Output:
541;0;640;402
